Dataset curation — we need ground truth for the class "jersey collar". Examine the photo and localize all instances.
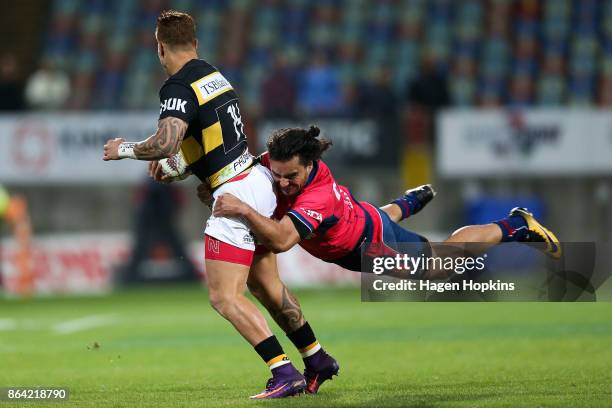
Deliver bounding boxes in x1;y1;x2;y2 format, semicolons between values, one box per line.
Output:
304;160;319;188
169;59;199;80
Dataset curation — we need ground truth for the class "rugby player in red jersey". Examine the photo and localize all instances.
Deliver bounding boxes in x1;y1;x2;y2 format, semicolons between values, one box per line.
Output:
212;125;561;278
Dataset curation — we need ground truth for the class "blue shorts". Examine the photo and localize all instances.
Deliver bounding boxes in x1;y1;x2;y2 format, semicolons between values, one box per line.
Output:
330;203;430;272
375;207;429;253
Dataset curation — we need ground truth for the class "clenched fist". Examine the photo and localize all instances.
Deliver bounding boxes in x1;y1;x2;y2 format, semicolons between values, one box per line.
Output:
212;193;248;218
103;138;125;161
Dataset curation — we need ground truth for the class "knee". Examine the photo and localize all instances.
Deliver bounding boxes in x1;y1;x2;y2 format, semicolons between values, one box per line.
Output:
247;279;265;301
247;278;281;312
208;290;239;318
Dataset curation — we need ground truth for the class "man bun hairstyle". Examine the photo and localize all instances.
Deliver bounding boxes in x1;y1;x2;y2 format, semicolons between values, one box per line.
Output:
267;125;333;165
156;10;196;48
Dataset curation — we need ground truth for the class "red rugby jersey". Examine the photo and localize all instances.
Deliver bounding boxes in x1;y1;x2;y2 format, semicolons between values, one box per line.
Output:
260;152;371;261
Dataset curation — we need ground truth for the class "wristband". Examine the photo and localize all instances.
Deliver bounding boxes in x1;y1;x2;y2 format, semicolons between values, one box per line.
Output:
118;142;137;159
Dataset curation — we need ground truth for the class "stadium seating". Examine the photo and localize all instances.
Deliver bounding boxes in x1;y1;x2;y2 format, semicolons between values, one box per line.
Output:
41;0;610;110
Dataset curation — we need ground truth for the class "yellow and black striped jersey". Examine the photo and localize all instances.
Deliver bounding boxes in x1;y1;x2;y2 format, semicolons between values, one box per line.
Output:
159;59;252;188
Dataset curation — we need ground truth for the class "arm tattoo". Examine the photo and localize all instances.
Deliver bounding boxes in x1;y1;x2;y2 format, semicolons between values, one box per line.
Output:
270;284;305;333
134;117;188;160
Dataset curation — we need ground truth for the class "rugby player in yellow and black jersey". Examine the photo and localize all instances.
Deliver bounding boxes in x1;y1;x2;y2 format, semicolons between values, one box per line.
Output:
102;10;331;400
157;54;254;189
157;57;252;187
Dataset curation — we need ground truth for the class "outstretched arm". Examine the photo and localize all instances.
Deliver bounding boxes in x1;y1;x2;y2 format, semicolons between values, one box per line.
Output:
103;117;188;161
213;193;301;253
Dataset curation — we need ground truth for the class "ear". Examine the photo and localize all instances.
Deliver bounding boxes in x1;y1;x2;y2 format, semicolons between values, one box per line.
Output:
306;160;313;173
159;41;165;58
193;39;198;50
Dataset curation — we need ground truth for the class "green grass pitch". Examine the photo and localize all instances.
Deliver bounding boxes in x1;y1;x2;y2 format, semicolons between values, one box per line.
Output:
1;285;611;407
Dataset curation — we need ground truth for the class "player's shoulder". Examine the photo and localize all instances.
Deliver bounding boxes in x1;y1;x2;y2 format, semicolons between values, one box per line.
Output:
301;186;333;203
160;60;217;96
296;178;335;209
167;59;216;85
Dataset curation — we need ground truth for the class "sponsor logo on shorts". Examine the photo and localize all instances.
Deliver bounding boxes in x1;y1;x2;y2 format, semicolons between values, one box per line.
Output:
207;237;220;254
302;208;322;222
243;233;255;245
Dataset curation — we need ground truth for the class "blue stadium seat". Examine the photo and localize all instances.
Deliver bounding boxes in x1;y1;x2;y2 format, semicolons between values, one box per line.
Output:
603;55;612;76
568;76;595;106
451;77;476;106
41;0;610;109
53;0;80;15
537;75;565;105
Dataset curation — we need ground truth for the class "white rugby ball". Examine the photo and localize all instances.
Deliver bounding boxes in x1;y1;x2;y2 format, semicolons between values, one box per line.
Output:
159;152;191;181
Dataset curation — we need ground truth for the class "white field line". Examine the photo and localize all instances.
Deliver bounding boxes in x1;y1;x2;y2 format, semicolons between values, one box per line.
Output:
0;319;17;331
52;314;118;335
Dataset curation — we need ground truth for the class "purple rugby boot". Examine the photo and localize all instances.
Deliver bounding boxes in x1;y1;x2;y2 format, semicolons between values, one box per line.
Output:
303;350;340;394
250;364;306;399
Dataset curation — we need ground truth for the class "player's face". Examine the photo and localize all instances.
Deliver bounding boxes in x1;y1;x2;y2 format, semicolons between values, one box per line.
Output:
269;156;313;197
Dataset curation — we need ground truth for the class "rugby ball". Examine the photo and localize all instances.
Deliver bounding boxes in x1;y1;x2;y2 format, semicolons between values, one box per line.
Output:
159;152;191;181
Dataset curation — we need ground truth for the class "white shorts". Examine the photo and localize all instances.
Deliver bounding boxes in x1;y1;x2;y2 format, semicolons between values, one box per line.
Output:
205;164;276;251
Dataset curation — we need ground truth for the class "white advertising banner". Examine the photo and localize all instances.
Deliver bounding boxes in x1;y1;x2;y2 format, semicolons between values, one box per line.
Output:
257;119;400;168
438;109;612;177
1;233;128;296
0;113;158;184
1;233;358;296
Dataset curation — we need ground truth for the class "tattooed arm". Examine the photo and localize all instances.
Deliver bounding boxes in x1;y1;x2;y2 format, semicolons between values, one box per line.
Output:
102;117;188;161
133;117;188;160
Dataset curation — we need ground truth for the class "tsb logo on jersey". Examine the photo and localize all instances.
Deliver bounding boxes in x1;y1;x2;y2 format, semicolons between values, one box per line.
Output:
193;71;233;105
160;98;187;114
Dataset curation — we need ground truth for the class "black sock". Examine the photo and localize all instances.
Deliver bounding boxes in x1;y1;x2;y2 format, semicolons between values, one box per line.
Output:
287;322;322;358
254;335;291;371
